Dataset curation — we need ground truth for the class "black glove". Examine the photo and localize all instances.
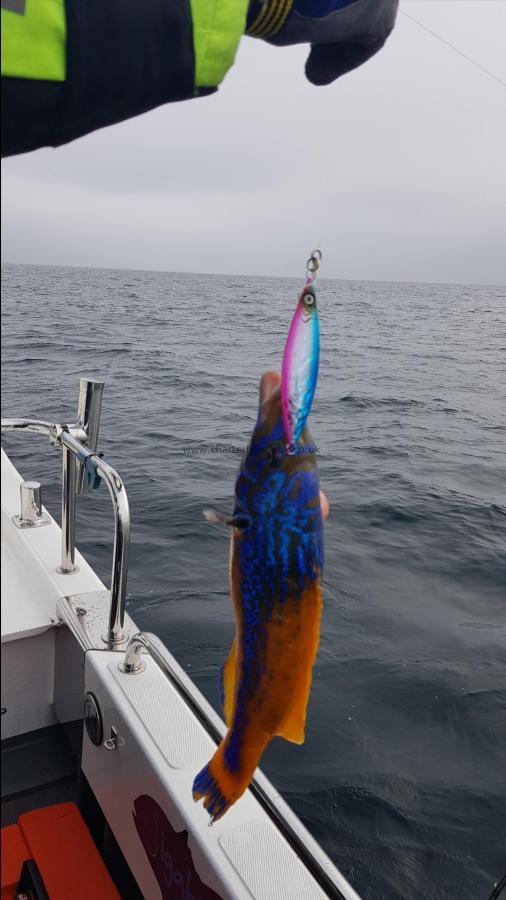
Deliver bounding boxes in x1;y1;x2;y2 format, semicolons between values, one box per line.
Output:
246;0;399;85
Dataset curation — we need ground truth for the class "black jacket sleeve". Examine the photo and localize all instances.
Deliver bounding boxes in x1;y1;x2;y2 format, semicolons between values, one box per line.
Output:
1;0;201;157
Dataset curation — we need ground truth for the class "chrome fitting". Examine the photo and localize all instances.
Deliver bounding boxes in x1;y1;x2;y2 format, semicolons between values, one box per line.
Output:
12;481;51;529
119;634;147;674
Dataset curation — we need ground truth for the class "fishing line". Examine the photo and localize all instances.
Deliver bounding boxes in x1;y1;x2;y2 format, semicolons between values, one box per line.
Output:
488;874;506;900
400;7;506;90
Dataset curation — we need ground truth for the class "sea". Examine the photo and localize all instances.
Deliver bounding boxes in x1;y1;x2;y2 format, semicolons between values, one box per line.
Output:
1;263;505;900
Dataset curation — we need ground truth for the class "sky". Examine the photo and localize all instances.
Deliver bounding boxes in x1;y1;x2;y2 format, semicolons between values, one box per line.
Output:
1;1;506;284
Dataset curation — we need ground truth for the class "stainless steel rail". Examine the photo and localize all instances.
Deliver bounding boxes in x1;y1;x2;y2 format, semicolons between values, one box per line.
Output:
60;430;130;645
120;632;359;900
1;418;83;575
0;418;62;440
1;383;130;647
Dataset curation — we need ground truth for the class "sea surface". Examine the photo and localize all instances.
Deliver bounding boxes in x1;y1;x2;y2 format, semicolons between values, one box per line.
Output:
1;263;505;900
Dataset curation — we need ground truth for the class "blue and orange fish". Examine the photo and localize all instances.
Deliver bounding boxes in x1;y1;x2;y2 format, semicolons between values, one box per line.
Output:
193;255;324;821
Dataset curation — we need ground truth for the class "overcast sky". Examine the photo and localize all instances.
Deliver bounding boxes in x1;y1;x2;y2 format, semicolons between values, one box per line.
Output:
2;1;505;284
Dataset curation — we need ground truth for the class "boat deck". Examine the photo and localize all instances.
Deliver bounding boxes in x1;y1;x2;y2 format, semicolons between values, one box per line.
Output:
1;447;105;646
1;415;362;900
1;724;78;827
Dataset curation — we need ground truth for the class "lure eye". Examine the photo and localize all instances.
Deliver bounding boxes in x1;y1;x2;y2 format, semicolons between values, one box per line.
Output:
304;291;316;308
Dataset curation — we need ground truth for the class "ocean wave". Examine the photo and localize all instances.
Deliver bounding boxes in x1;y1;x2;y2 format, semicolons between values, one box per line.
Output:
339;394;425;410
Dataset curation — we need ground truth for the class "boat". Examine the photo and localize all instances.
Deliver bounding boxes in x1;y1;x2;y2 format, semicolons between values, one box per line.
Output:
1;376;360;900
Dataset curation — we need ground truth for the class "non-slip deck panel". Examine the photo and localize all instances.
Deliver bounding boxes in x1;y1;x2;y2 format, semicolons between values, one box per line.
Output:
111;658;212;768
219;818;326;900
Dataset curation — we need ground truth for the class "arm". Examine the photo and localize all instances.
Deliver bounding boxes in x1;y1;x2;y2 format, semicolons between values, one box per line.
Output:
1;0;398;158
1;0;249;157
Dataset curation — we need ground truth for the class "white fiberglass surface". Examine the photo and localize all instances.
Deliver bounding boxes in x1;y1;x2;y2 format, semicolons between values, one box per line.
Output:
1;447;105;642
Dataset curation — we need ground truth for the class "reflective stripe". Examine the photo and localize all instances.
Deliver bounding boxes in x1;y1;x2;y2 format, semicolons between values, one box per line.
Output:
190;0;248;88
1;0;66;82
247;0;293;39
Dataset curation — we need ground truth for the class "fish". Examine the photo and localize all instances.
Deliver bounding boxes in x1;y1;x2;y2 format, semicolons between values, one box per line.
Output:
281;278;320;449
192;369;324;822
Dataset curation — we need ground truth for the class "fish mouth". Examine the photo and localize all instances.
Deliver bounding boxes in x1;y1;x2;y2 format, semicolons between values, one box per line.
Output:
259;371;281;405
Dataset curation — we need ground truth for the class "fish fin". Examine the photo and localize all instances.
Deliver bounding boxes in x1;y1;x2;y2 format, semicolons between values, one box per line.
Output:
203;508;227;524
193;741;261;822
275;692;308;745
275;587;322;744
220;638;237;728
193;758;229;822
203;509;250;529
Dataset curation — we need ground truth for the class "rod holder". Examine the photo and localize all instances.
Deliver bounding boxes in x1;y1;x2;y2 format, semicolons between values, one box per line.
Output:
57;447;79;574
13;481;50;529
76;378;104;495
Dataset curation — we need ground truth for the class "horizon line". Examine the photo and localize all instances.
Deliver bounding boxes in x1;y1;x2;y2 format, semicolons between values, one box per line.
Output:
1;259;505;291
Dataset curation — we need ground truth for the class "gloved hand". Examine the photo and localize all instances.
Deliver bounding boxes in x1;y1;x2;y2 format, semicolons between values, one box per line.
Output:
246;0;399;85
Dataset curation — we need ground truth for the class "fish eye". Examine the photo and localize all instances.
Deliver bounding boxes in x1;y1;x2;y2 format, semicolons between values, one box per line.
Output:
232;514;251;531
304;291;316;307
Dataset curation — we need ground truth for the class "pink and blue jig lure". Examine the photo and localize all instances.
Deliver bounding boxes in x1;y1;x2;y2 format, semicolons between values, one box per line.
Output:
281;250;321;449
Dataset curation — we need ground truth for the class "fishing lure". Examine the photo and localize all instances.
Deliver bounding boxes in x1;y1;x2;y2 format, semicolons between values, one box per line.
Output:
193;254;324;823
281;250;321;449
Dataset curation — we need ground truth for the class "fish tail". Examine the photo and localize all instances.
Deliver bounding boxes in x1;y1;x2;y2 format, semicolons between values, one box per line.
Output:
192;739;261;822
